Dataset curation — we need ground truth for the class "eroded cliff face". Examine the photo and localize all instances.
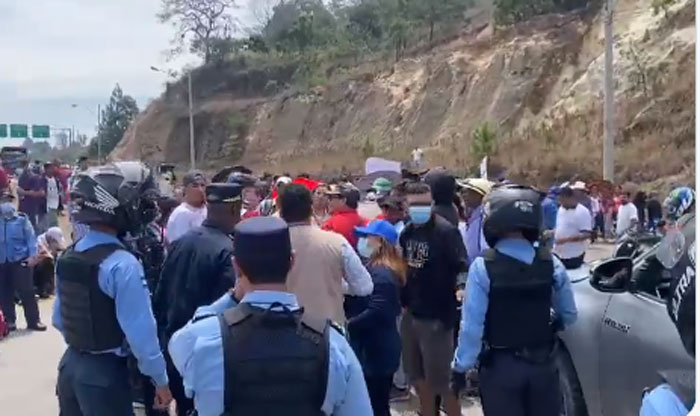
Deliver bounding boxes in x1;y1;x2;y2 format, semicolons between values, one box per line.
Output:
112;0;694;186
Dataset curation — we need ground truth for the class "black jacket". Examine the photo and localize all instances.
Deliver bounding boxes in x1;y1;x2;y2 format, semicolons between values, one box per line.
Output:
347;265;402;377
400;215;467;327
154;220;235;341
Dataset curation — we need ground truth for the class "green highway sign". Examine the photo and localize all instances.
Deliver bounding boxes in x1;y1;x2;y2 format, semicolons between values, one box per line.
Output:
32;125;50;139
0;124;6;138
10;124;28;138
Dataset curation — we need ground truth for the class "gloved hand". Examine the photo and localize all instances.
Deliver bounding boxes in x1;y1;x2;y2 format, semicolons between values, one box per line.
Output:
450;370;467;396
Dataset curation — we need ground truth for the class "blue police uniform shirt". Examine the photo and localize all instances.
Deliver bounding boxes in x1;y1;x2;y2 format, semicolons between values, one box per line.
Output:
452;237;578;372
168;290;374;416
52;229;169;387
640;383;689;415
0;213;37;263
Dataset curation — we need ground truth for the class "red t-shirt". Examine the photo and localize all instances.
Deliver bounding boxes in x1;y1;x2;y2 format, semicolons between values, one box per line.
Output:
0;168;8;191
322;209;366;248
242;210;261;220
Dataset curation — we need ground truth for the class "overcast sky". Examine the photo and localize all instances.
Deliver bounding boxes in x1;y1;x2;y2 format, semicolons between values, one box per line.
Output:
0;0;208;144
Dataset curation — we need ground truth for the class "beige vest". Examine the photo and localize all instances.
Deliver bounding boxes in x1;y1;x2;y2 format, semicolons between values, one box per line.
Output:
286;225;346;323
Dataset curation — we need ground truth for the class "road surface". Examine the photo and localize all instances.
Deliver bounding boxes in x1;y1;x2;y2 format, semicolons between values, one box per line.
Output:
0;214;613;415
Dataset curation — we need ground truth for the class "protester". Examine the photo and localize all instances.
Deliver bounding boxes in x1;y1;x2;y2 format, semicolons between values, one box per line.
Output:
376;195;406;235
168;216;373;416
166;171;207;243
411;147;424;169
322;183;366;248
312;183;330;226
228;172;261;219
259;175;291;216
399;181;467;416
53;163;172;415
155;183;243;416
589;185;604;239
572;181;592;214
0;165;8;192
541;186;559;232
278;184;372;323
351;220;406;416
457;178;493;267
634;191;648;231
33;226;66;298
616;190;639;237
425;169;459;227
0;190;45;331
41;161;63;230
17;159;39;229
646;192;663;232
450;184;578;416
553;186;592;269
372;177;393;198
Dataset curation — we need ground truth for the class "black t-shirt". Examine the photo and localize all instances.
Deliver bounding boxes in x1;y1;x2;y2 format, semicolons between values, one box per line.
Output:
400;215;467;327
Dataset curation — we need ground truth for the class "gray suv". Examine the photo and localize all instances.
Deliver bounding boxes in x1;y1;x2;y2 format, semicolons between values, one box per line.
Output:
556;215;695;415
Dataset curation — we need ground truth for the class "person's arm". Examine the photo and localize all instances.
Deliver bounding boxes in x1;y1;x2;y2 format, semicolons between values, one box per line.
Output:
347;279;395;332
551;257;578;328
52;277;64;332
210;248;236;303
340;241;373;296
324;331;374;416
107;258;169;387
452;259;490;373
23;218;37;258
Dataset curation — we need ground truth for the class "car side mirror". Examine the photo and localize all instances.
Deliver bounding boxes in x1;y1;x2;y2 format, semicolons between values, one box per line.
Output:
590;257;634;293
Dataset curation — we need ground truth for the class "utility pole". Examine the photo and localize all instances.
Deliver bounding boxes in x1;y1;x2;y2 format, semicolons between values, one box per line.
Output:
97;104;102;162
187;71;195;170
603;0;615;182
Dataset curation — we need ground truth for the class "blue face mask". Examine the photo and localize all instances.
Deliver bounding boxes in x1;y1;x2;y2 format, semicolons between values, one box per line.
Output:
357;237;374;259
409;206;432;225
0;202;15;218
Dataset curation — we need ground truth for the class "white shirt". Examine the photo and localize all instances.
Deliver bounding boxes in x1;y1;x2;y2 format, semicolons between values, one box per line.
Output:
166;202;207;243
616;202;639;236
46;177;60;210
411;148;423;163
554;204;592;260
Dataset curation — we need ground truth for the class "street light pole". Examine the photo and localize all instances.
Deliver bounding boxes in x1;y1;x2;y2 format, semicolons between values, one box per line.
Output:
603;0;615;182
187;72;195;170
97;104;102;162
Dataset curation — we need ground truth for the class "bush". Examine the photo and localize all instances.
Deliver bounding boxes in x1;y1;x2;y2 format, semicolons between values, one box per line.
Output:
471;122;497;159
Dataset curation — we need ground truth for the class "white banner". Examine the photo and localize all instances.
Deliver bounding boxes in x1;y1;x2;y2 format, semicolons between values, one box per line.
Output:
365;157;401;175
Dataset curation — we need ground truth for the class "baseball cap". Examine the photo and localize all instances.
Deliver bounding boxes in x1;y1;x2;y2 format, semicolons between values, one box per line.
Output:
378;195;404;211
457;178;493;196
355;220;399;245
372;177;393;193
183;171;207;187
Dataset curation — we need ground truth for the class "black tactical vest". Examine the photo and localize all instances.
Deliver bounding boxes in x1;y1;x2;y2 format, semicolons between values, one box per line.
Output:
57;244;125;351
219;302;329;416
484;248;554;349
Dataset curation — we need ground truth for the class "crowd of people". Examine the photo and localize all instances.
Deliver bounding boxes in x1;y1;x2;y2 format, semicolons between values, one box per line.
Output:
0;157;694;416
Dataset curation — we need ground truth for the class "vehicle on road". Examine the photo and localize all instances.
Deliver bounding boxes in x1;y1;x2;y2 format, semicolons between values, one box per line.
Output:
556;213;695;416
0;146;28;174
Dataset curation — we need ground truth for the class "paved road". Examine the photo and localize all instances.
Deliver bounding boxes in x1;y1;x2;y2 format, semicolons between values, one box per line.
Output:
0;225;613;415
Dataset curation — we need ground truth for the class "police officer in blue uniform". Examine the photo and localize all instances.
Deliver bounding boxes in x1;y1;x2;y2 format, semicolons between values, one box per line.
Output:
640;210;695;415
153;183;242;416
0;190;45;331
450;184;578;416
168;216;373;416
53;162;172;415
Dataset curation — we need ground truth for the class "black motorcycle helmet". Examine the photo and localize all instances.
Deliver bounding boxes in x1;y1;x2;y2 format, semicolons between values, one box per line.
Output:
482;184;542;247
70;161;159;234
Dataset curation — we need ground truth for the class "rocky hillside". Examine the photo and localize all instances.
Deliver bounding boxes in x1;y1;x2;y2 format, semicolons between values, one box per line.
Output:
112;0;695;187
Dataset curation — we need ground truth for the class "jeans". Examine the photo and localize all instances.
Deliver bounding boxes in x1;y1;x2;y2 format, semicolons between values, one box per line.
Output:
0;261;40;326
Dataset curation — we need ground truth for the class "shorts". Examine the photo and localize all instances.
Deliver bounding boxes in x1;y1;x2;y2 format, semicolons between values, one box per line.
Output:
400;312;453;394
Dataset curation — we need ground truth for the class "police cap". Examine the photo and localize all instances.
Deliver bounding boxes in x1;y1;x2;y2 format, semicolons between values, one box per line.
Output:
206;183;242;204
234;217;292;282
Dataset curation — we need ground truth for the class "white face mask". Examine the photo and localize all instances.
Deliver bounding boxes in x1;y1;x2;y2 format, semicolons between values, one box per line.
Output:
357;237;374;259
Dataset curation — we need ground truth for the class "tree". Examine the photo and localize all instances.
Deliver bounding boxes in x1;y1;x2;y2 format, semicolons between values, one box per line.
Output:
471;122;497;160
158;0;239;63
88;84;139;158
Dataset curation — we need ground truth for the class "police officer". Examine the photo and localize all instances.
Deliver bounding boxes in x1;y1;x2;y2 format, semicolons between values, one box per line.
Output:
168;216;373;416
153;183;242;416
450;184;578;416
53;162;172;415
640;209;695;415
0;190;45;331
